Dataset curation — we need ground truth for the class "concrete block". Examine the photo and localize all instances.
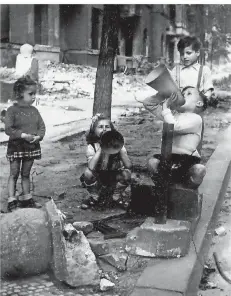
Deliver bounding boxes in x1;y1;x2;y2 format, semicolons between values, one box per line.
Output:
126;218;191;258
168;185;199;221
45;200;67;281
130;181;201;223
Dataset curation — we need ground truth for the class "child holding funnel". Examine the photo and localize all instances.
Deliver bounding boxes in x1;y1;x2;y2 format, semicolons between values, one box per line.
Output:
147;87;207;189
80;113;132;209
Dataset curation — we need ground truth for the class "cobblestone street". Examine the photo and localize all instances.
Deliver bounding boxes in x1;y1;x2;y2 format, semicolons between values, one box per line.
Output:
0;273;106;296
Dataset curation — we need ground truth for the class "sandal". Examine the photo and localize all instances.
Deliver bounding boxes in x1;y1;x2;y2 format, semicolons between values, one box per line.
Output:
7;200;18;212
18;198;42;209
81;196;98;210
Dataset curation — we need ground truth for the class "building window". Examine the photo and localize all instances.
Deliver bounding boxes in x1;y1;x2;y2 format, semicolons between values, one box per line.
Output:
91;7;101;50
34;5;48;45
169;5;176;22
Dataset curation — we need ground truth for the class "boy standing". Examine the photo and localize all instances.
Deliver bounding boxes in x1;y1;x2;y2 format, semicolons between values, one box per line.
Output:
171;36;214;100
143;36;214;113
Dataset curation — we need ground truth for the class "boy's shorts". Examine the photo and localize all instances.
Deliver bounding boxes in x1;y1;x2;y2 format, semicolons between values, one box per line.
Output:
153;153;201;184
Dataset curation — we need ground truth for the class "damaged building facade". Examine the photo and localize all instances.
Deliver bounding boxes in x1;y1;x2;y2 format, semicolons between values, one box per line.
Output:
0;4;202;69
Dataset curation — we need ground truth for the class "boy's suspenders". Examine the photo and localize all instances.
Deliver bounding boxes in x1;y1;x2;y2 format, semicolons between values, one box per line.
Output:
176;64;180;88
197;64;204;155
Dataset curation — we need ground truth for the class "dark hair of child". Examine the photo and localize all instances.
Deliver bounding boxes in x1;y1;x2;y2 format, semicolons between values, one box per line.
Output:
177;36;201;53
182;86;208;111
86;114;116;144
13;75;37;101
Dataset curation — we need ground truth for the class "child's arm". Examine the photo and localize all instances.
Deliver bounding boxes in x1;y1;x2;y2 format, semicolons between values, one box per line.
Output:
162;101;202;134
37;111;46;140
87;145;110;171
5;108;34;141
202;66;214;100
5;107;23;139
120;146;132;169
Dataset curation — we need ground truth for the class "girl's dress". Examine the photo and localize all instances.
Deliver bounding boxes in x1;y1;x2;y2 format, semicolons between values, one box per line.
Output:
5;104;45;161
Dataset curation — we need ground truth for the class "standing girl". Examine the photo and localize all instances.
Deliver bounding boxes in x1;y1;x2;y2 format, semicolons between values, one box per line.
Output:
80;113;132;209
5;76;46;212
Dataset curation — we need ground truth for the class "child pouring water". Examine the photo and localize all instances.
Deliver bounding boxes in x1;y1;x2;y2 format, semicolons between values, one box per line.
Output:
5;76;46;212
80;113;132;209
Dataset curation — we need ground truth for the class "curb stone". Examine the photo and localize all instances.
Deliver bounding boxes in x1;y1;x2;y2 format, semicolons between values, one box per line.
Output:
130;124;231;296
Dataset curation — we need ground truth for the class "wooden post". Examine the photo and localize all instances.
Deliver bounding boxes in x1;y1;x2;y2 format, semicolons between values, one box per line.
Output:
154;123;174;224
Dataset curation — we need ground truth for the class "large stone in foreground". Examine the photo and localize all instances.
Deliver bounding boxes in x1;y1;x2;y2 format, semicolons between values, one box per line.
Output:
125;218;191;258
0;209;52;277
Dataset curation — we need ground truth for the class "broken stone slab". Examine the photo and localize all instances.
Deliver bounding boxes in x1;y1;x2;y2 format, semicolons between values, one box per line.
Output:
125;217;191;258
88;237;125;257
100;278;115;291
64;231;100;287
45;199;67;281
73;221;94;235
0;208;52;277
126;255;149;271
89;239;110;256
45;200;100;287
99;252;128;272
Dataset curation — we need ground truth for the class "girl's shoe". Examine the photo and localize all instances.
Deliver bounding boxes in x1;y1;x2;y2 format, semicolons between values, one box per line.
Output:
18;198;42;209
81;196;98;209
7;200;18;212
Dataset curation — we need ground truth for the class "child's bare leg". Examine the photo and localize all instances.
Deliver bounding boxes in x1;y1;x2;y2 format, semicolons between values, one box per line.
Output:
116;169;131;185
8;159;21;202
21;159;34;195
188;164;206;188
84;168;97;185
147;157;160;175
113;169;132;205
81;168;99;209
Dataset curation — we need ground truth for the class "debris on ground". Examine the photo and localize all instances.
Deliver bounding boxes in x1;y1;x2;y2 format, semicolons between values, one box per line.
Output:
100;278;115;291
73;221;94;235
214;226;226;236
199;264;217;290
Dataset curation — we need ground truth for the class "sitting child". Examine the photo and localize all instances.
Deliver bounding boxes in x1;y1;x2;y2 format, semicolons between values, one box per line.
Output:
15;43;39;82
80;113;132;209
147;87;207;189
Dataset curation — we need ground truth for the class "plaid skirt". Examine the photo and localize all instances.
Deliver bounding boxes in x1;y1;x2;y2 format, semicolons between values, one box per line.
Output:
7;139;41;162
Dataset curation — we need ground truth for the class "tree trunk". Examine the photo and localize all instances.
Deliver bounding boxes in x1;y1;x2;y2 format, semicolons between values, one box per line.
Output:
93;5;119;119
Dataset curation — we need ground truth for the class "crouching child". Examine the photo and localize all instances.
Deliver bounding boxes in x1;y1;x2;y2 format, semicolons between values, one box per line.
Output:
80;113;132;209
